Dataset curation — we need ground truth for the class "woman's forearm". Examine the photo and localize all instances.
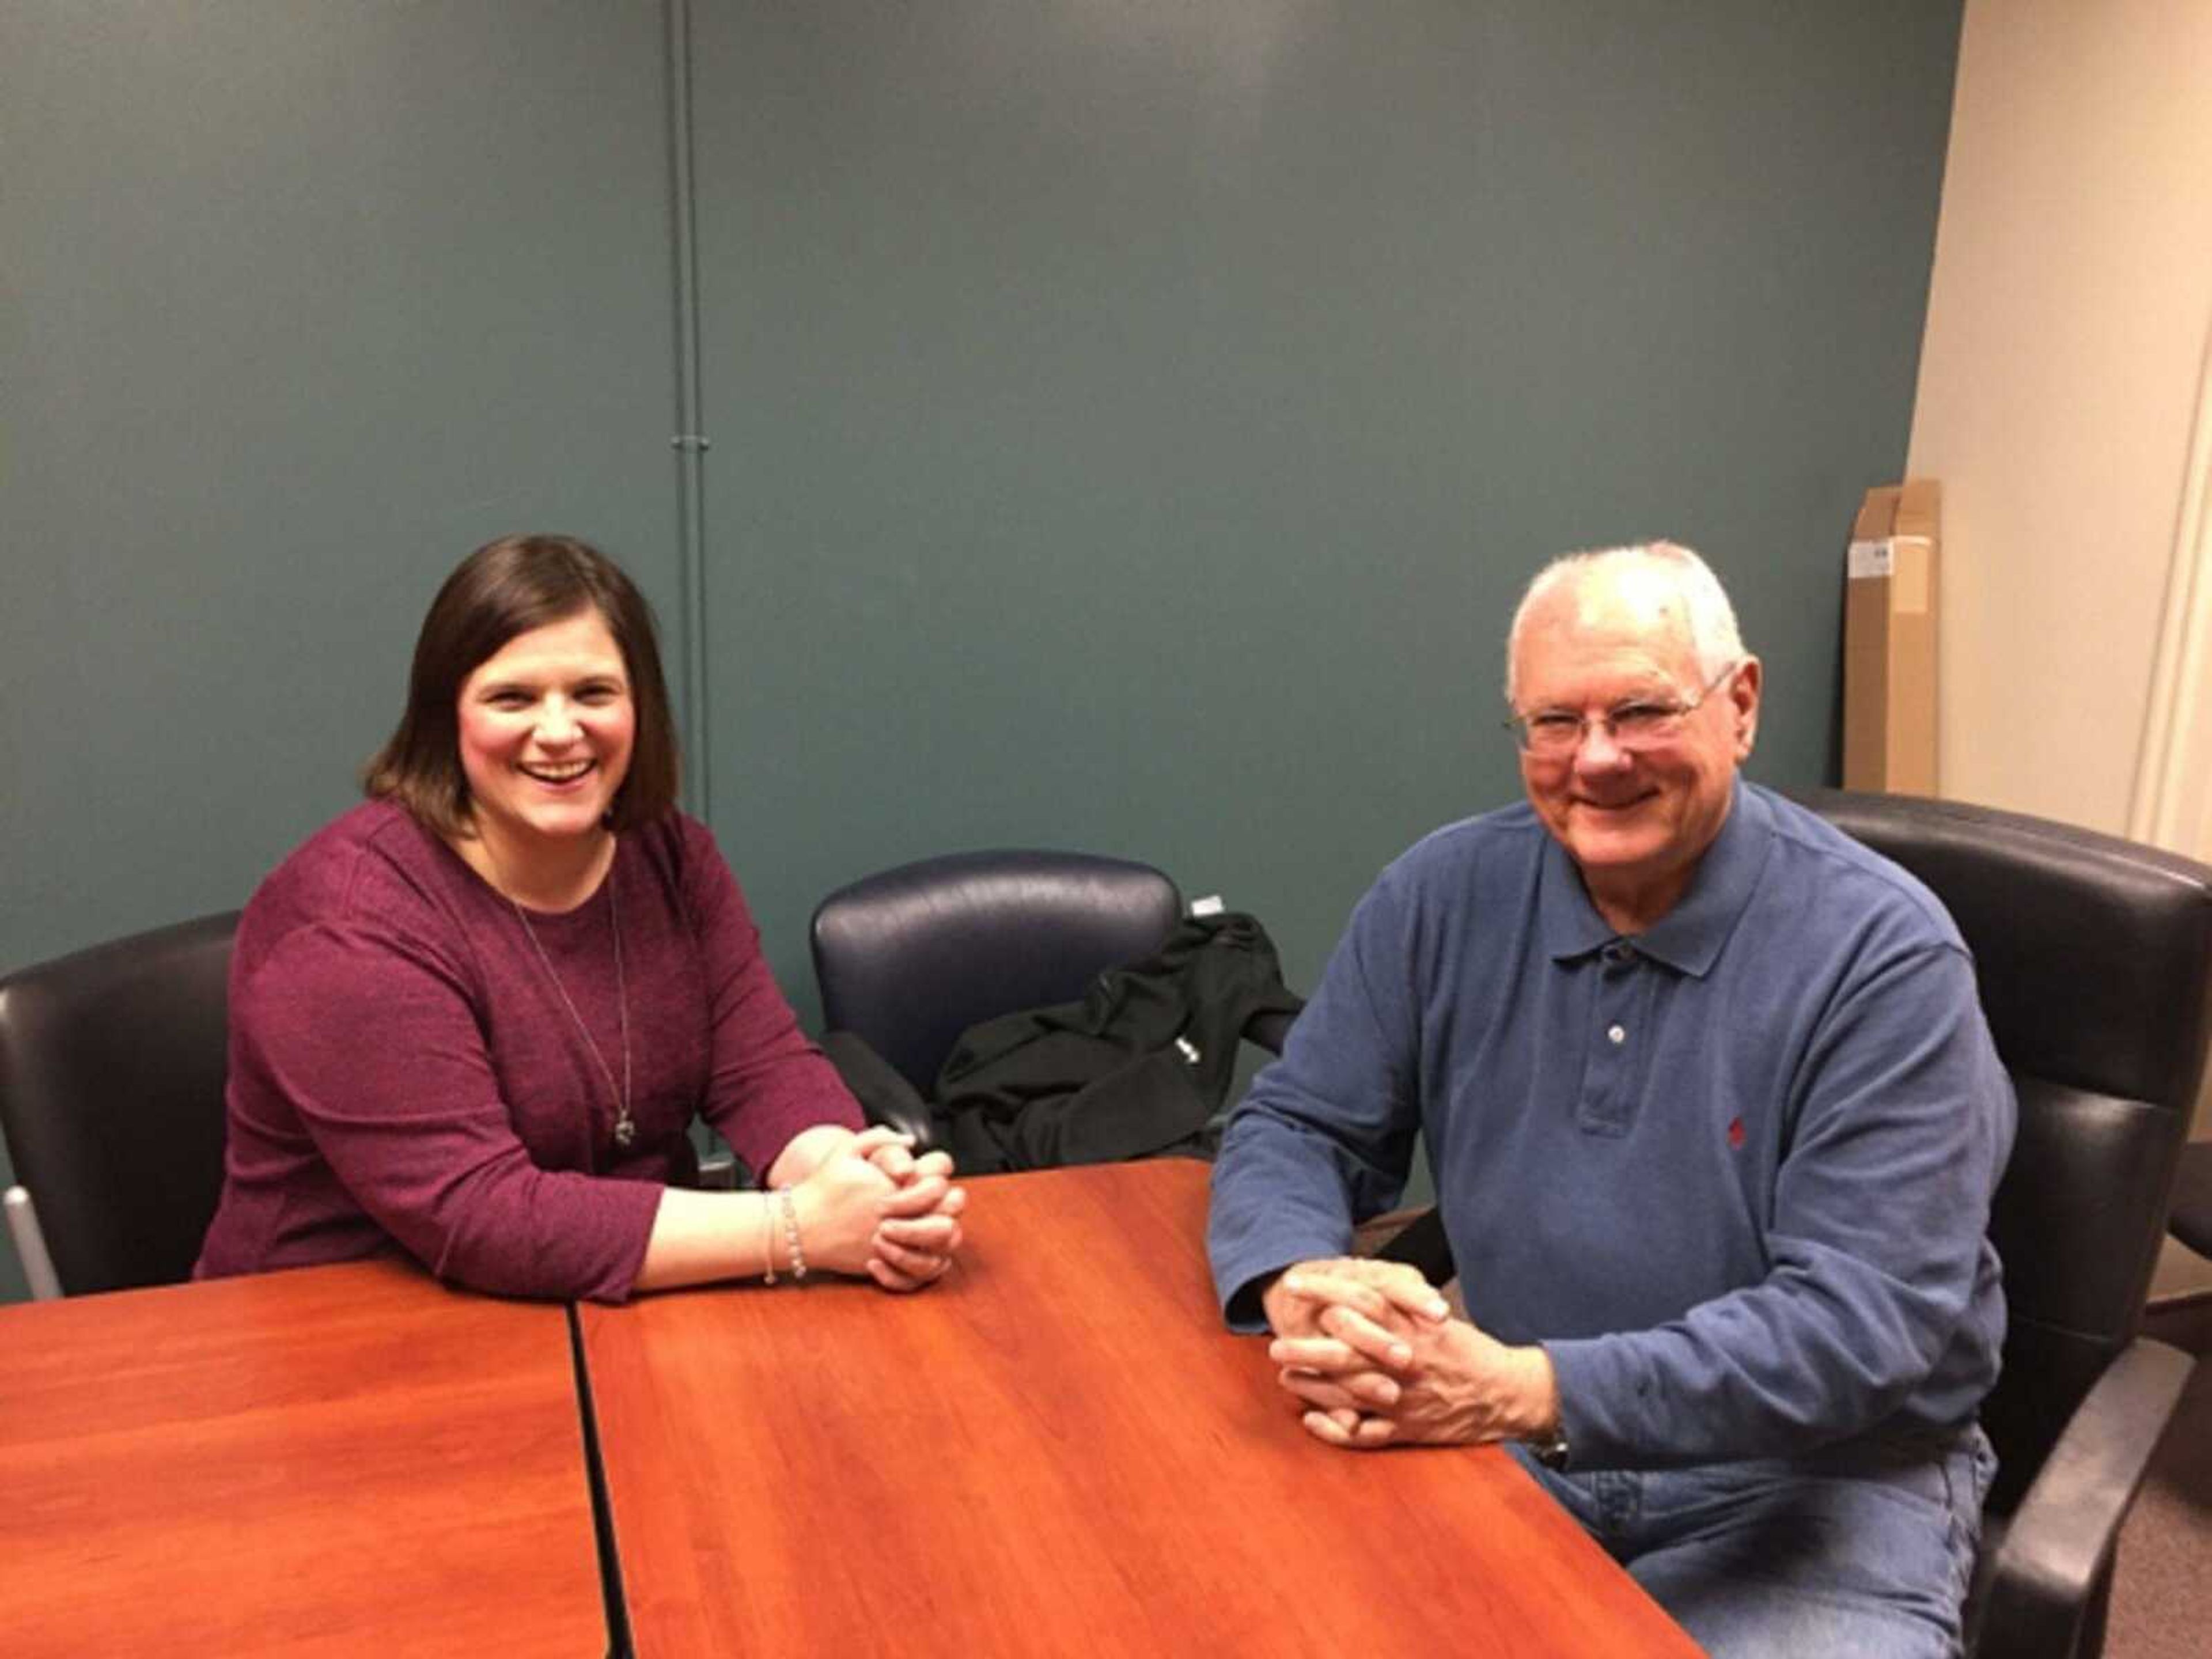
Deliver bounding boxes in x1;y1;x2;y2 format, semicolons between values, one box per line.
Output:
633;1186;785;1292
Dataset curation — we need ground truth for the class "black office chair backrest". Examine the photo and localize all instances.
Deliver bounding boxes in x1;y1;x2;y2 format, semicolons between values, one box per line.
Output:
0;911;238;1296
811;850;1183;1092
1802;791;2212;1514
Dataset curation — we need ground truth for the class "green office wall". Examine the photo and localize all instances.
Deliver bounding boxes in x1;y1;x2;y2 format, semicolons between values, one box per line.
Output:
688;1;1963;1005
1;2;1961;1304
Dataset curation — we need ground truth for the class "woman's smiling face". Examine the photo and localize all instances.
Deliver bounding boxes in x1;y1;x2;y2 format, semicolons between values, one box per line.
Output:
456;607;635;857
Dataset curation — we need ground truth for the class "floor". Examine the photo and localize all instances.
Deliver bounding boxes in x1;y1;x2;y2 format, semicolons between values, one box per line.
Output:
2105;1291;2212;1659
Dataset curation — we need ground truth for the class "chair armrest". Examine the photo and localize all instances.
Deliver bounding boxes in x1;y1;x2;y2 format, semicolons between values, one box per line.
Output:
696;1135;741;1191
1365;1203;1457;1287
5;1185;65;1301
1977;1336;2195;1659
820;1029;940;1153
1241;1006;1298;1056
2168;1139;2212;1259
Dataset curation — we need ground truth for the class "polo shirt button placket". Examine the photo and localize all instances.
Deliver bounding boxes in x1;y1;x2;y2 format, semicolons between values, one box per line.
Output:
1580;945;1640;1134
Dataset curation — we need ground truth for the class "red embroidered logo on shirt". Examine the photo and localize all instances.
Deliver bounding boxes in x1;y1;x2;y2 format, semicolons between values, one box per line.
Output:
1727;1116;1746;1149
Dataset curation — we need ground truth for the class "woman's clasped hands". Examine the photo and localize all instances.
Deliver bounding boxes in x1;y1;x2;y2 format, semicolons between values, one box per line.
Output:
782;1125;967;1291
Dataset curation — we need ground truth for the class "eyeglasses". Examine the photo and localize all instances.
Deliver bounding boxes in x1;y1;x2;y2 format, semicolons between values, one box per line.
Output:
1505;659;1742;759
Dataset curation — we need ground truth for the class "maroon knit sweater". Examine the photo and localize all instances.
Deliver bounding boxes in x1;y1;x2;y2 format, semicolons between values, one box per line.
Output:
194;801;861;1301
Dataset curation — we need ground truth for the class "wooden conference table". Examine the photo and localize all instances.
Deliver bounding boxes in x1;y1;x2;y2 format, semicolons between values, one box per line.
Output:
1;1161;1695;1657
0;1258;605;1657
579;1158;1699;1657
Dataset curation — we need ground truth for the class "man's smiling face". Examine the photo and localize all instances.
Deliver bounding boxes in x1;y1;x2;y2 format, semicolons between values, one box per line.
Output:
1509;565;1759;926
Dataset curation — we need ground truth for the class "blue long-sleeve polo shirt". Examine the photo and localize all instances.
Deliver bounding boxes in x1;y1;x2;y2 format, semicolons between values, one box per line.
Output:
1208;781;2015;1471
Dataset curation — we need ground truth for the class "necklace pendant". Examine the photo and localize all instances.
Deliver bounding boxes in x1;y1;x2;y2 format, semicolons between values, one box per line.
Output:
502;867;637;1163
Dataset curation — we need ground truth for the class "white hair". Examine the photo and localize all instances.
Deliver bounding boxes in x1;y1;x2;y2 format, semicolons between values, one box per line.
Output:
1503;540;1746;703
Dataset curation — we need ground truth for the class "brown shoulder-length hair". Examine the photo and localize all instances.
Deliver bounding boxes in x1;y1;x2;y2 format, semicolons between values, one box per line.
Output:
364;535;680;836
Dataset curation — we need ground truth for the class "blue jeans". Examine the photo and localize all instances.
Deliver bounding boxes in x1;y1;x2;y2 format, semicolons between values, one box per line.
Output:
1508;1425;1995;1658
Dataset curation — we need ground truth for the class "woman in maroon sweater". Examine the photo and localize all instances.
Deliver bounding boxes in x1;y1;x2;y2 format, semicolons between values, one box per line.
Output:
196;535;964;1301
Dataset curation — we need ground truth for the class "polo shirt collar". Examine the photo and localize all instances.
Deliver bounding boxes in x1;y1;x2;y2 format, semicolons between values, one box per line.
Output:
1540;778;1774;977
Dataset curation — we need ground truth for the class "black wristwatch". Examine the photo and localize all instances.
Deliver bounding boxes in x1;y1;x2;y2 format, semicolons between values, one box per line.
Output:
1526;1426;1571;1472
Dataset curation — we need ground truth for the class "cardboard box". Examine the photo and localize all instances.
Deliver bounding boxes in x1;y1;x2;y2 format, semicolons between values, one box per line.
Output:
1842;479;1940;795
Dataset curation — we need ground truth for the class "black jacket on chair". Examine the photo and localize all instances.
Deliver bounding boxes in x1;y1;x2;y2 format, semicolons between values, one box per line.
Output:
831;911;1302;1174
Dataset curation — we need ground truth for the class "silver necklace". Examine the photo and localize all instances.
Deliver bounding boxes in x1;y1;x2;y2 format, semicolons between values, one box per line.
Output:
501;853;635;1151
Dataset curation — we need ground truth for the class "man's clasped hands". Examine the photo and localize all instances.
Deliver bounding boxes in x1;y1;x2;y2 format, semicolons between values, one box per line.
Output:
1261;1257;1563;1450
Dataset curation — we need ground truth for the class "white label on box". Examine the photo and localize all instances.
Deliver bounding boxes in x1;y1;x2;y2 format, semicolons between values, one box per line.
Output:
1189;894;1225;917
1848;539;1894;580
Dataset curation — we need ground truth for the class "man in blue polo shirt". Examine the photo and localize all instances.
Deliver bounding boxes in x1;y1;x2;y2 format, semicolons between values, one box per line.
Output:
1207;541;2013;1658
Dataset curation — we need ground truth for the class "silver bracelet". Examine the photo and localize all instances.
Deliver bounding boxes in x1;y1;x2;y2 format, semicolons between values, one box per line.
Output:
775;1187;806;1281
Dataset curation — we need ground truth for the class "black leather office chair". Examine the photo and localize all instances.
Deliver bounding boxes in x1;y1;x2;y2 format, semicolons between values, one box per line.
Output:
811;849;1298;1151
811;850;1186;1097
1374;792;2211;1659
0;911;238;1298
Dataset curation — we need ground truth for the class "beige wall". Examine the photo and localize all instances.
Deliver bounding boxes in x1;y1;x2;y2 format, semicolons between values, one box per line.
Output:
1907;1;2212;1296
1906;0;2212;834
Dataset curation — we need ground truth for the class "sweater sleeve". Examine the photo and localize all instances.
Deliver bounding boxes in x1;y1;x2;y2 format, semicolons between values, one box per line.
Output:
232;918;664;1302
1206;878;1423;1331
681;823;863;1176
1541;941;2016;1467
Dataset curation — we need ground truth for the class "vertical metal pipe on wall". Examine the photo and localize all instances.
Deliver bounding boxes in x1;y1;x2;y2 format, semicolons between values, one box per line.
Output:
664;0;712;821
